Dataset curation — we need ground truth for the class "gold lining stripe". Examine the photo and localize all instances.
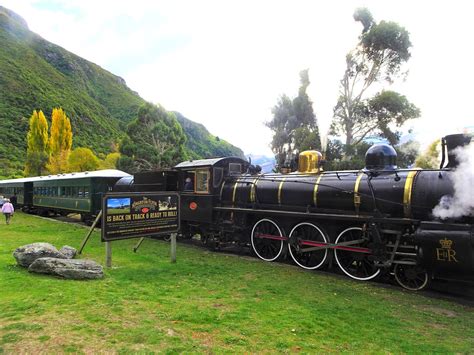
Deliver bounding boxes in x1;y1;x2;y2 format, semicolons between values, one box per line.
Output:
354;173;363;212
403;170;418;217
278;177;286;205
232;179;240;205
313;174;323;207
249;177;259;203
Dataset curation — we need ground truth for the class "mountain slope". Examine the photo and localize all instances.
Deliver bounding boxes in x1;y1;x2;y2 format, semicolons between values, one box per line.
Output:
174;112;244;159
0;6;243;178
0;6;143;177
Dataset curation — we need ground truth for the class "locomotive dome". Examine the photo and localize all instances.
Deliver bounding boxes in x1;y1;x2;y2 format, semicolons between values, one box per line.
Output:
364;144;397;170
298;150;323;173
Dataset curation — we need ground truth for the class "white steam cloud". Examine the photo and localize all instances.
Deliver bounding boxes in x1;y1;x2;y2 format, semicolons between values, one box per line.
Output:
432;143;474;219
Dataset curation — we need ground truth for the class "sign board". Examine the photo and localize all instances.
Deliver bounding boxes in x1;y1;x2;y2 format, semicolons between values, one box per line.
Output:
101;192;180;242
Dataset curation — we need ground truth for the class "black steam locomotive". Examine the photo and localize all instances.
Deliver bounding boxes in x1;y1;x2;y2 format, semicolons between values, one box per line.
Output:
117;133;474;291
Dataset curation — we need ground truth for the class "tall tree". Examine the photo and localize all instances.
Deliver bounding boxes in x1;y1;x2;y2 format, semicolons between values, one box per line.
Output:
118;103;187;173
68;147;100;172
47;108;73;173
332;8;419;147
267;70;320;169
24;110;49;176
293;69;321;152
267;94;295;168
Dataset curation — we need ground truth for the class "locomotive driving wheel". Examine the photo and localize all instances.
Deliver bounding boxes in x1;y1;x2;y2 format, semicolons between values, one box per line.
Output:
334;227;381;281
251;219;285;262
394;260;430;291
288;222;328;270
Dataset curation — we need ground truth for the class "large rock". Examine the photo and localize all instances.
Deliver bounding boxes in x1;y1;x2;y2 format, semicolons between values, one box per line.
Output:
13;243;65;267
28;258;103;280
59;245;77;259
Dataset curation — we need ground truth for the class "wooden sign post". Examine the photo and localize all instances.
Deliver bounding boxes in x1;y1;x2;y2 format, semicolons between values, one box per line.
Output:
170;233;177;263
105;241;112;268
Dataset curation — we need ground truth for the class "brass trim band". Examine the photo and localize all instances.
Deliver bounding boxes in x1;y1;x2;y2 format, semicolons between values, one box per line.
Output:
278;177;286;205
403;170;418;217
313;174;323;207
354;173;363;213
232;179;240;205
249;177;260;203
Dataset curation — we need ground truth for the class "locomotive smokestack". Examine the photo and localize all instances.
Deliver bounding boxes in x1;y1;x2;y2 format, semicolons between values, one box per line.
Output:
441;134;472;168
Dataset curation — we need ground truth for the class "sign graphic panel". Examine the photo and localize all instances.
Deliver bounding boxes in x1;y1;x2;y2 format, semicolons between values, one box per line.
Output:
102;192;179;241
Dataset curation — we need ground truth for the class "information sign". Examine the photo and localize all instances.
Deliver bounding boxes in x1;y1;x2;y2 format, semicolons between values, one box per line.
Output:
101;192;180;241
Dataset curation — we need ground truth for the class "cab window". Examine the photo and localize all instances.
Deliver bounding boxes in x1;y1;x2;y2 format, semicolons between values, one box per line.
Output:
195;169;210;193
229;163;242;175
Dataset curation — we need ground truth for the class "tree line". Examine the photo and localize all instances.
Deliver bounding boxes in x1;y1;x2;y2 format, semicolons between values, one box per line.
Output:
267;8;438;170
23;103;188;176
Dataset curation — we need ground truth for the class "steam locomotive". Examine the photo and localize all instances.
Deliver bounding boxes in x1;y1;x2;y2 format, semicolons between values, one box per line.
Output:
1;134;472;291
117;133;474;291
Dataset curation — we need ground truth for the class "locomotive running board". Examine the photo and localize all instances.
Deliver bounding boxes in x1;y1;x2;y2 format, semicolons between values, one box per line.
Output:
214;206;415;224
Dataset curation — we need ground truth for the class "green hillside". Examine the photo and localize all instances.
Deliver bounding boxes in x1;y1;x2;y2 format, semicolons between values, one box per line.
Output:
0;6;243;178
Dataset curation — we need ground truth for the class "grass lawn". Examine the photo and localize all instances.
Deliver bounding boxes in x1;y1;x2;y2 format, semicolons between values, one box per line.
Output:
0;212;473;353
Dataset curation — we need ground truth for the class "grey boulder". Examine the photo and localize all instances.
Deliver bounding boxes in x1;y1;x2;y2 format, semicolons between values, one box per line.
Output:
13;243;65;267
59;245;77;259
28;257;103;280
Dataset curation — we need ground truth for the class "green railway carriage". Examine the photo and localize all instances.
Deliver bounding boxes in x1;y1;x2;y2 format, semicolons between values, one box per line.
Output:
31;170;130;222
0;177;34;207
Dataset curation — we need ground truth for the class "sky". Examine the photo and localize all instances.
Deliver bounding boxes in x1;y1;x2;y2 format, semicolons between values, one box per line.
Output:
3;0;474;156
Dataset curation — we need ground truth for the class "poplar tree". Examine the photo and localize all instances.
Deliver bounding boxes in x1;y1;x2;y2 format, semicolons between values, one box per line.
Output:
47;108;73;173
24;110;50;176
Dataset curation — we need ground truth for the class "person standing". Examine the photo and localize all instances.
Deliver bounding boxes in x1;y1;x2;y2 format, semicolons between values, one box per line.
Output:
1;199;14;225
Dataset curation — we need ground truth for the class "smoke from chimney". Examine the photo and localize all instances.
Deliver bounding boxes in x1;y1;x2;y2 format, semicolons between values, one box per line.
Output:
432;143;474;219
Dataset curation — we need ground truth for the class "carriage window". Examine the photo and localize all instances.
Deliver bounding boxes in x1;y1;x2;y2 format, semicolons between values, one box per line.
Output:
78;187;84;198
84;187;89;198
213;167;224;188
229;163;242;176
60;187;66;196
66;187;71;196
195;169;210;193
72;187;78;197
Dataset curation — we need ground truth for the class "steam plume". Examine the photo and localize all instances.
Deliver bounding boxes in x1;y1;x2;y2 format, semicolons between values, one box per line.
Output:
433;143;474;219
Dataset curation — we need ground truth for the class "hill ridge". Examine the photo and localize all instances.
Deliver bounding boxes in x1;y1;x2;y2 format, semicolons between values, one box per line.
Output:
0;6;243;178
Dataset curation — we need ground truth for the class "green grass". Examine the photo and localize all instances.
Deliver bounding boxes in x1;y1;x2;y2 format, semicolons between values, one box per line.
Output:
1;212;473;353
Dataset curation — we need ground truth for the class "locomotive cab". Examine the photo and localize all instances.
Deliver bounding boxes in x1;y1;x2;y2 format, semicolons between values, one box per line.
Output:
174;157;249;223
